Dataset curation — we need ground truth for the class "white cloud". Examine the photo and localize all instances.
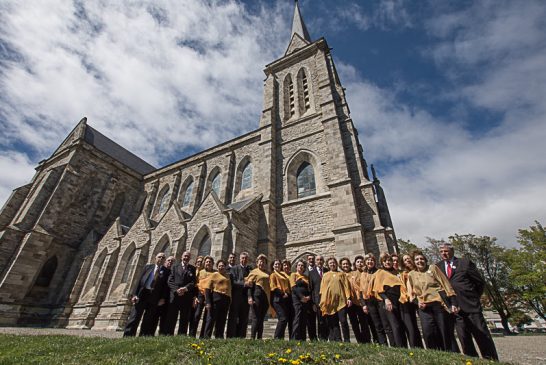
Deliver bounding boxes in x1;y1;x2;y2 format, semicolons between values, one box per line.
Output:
340;0;546;246
0;152;36;205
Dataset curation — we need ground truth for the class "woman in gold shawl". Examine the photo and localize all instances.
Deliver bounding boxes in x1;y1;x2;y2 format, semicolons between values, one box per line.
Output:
290;259;311;341
203;259;231;339
407;250;458;352
340;256;372;343
399;254;424;348
270;259;291;339
320;257;352;342
190;255;214;338
369;252;408;347
246;254;270;339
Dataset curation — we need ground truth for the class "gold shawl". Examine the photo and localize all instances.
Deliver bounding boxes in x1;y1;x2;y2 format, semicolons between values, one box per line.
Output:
319;271;351;316
369;269;408;304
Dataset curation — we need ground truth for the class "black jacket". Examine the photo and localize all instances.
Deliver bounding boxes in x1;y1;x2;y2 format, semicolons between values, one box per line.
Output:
436;257;485;313
133;263;170;302
229;264;251;297
308;267;328;305
168;263;197;303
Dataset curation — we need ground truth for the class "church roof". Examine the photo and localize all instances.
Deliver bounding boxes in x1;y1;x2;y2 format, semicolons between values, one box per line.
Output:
291;1;311;42
83;125;156;175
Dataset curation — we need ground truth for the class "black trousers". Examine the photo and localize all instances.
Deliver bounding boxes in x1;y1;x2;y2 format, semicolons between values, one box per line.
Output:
418;302;456;352
150;302;169;335
123;289;160;337
379;301;407;347
366;298;387;345
165;294;194;335
326;307;350;342
401;302;424;348
455;311;498;360
272;296;291;339
292;296;309;341
189;293;205;337
347;305;371;343
226;291;250;338
250;290;269;340
203;293;230;339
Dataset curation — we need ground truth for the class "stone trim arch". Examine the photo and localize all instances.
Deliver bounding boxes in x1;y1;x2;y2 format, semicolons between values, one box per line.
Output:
152;183;171;219
284;149;325;201
190;225;213;258
81;248;108;300
107;242;137;299
152;233;172;258
290;251;316;271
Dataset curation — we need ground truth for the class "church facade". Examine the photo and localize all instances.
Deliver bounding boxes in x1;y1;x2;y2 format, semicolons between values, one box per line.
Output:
0;3;396;329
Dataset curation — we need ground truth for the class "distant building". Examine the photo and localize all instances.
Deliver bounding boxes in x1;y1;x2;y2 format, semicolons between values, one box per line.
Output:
0;3;396;329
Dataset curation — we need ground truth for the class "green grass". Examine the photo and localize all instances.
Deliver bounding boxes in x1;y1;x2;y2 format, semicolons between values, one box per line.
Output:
0;334;503;365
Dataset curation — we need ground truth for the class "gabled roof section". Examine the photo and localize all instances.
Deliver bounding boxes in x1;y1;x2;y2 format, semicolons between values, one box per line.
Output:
51;117;156;175
227;194;263;213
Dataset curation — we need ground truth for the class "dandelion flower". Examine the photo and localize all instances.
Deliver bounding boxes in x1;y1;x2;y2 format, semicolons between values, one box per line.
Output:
409;352;414;356
285;348;292;354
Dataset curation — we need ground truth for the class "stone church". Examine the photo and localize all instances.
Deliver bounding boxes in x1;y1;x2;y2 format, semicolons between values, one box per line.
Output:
0;3;396;329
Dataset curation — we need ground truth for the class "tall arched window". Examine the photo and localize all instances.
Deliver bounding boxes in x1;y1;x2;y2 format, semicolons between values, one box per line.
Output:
182;181;194;207
211;172;221;196
158;187;170;215
35;256;58;287
241;162;252;190
284;74;295;120
120;249;137;284
296;162;316;198
298;68;310;114
198;234;212;257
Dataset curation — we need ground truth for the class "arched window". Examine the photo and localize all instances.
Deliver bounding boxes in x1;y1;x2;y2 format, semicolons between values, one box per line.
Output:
241;162;252;190
121;249;137;284
211;172;221;196
298;68;310;114
198;234;212;257
35;256;58;287
284;74;295;120
296;162;316;198
182;181;194;207
158;187;170;214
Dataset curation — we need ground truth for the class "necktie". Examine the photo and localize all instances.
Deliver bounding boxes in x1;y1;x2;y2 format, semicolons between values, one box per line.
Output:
446;261;453;278
151;266;159;288
318;268;322;278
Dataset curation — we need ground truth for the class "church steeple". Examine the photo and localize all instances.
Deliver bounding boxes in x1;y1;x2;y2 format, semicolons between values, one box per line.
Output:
291;0;311;42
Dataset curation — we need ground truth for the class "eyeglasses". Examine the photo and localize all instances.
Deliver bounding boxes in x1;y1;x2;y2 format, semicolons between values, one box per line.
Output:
157;256;166;259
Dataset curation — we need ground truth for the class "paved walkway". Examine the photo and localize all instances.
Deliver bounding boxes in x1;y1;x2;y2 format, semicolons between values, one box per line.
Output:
0;327;544;364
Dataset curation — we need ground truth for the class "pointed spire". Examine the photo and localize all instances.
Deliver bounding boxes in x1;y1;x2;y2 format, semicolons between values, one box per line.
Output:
291;0;311;42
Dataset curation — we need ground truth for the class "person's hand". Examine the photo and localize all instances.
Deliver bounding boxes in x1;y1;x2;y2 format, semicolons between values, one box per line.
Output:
418;301;427;310
312;304;318;312
193;297;199;308
206;304;212;310
248;298;254;305
158;298;165;306
385;299;393;312
451;305;459;314
131;296;139;304
362;305;368;314
177;287;187;296
301;296;310;303
347;299;352;307
283;293;289;299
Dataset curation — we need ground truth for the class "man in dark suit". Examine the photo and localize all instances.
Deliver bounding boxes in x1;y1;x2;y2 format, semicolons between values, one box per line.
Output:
227;252;236;273
226;251;251;338
436;243;499;360
123;252;169;337
166;251;197;335
308;255;328;340
152;255;175;335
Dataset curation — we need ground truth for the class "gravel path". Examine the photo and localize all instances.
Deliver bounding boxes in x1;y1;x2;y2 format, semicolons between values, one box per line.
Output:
0;327;544;364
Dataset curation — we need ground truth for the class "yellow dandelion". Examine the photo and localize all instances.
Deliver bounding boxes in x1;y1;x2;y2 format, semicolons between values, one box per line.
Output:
297;342;301;346
290;360;301;365
335;354;341;359
267;353;276;358
199;350;204;356
278;358;288;363
285;348;292;354
409;352;414;356
466;361;473;365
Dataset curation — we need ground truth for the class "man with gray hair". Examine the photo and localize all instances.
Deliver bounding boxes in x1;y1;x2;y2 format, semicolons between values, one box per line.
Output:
436;243;498;360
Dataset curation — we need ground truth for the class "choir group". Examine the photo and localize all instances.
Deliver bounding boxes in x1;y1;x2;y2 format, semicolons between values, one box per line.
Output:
123;245;498;361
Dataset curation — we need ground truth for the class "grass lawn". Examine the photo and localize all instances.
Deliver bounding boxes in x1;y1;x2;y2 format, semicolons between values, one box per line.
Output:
0;334;502;365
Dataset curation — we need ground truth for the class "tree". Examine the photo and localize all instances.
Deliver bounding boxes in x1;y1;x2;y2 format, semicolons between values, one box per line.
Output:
397;239;418;254
448;234;513;334
423;237;444;263
505;221;546;321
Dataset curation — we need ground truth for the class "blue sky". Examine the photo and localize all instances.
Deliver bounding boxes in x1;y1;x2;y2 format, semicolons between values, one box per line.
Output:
1;0;545;246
